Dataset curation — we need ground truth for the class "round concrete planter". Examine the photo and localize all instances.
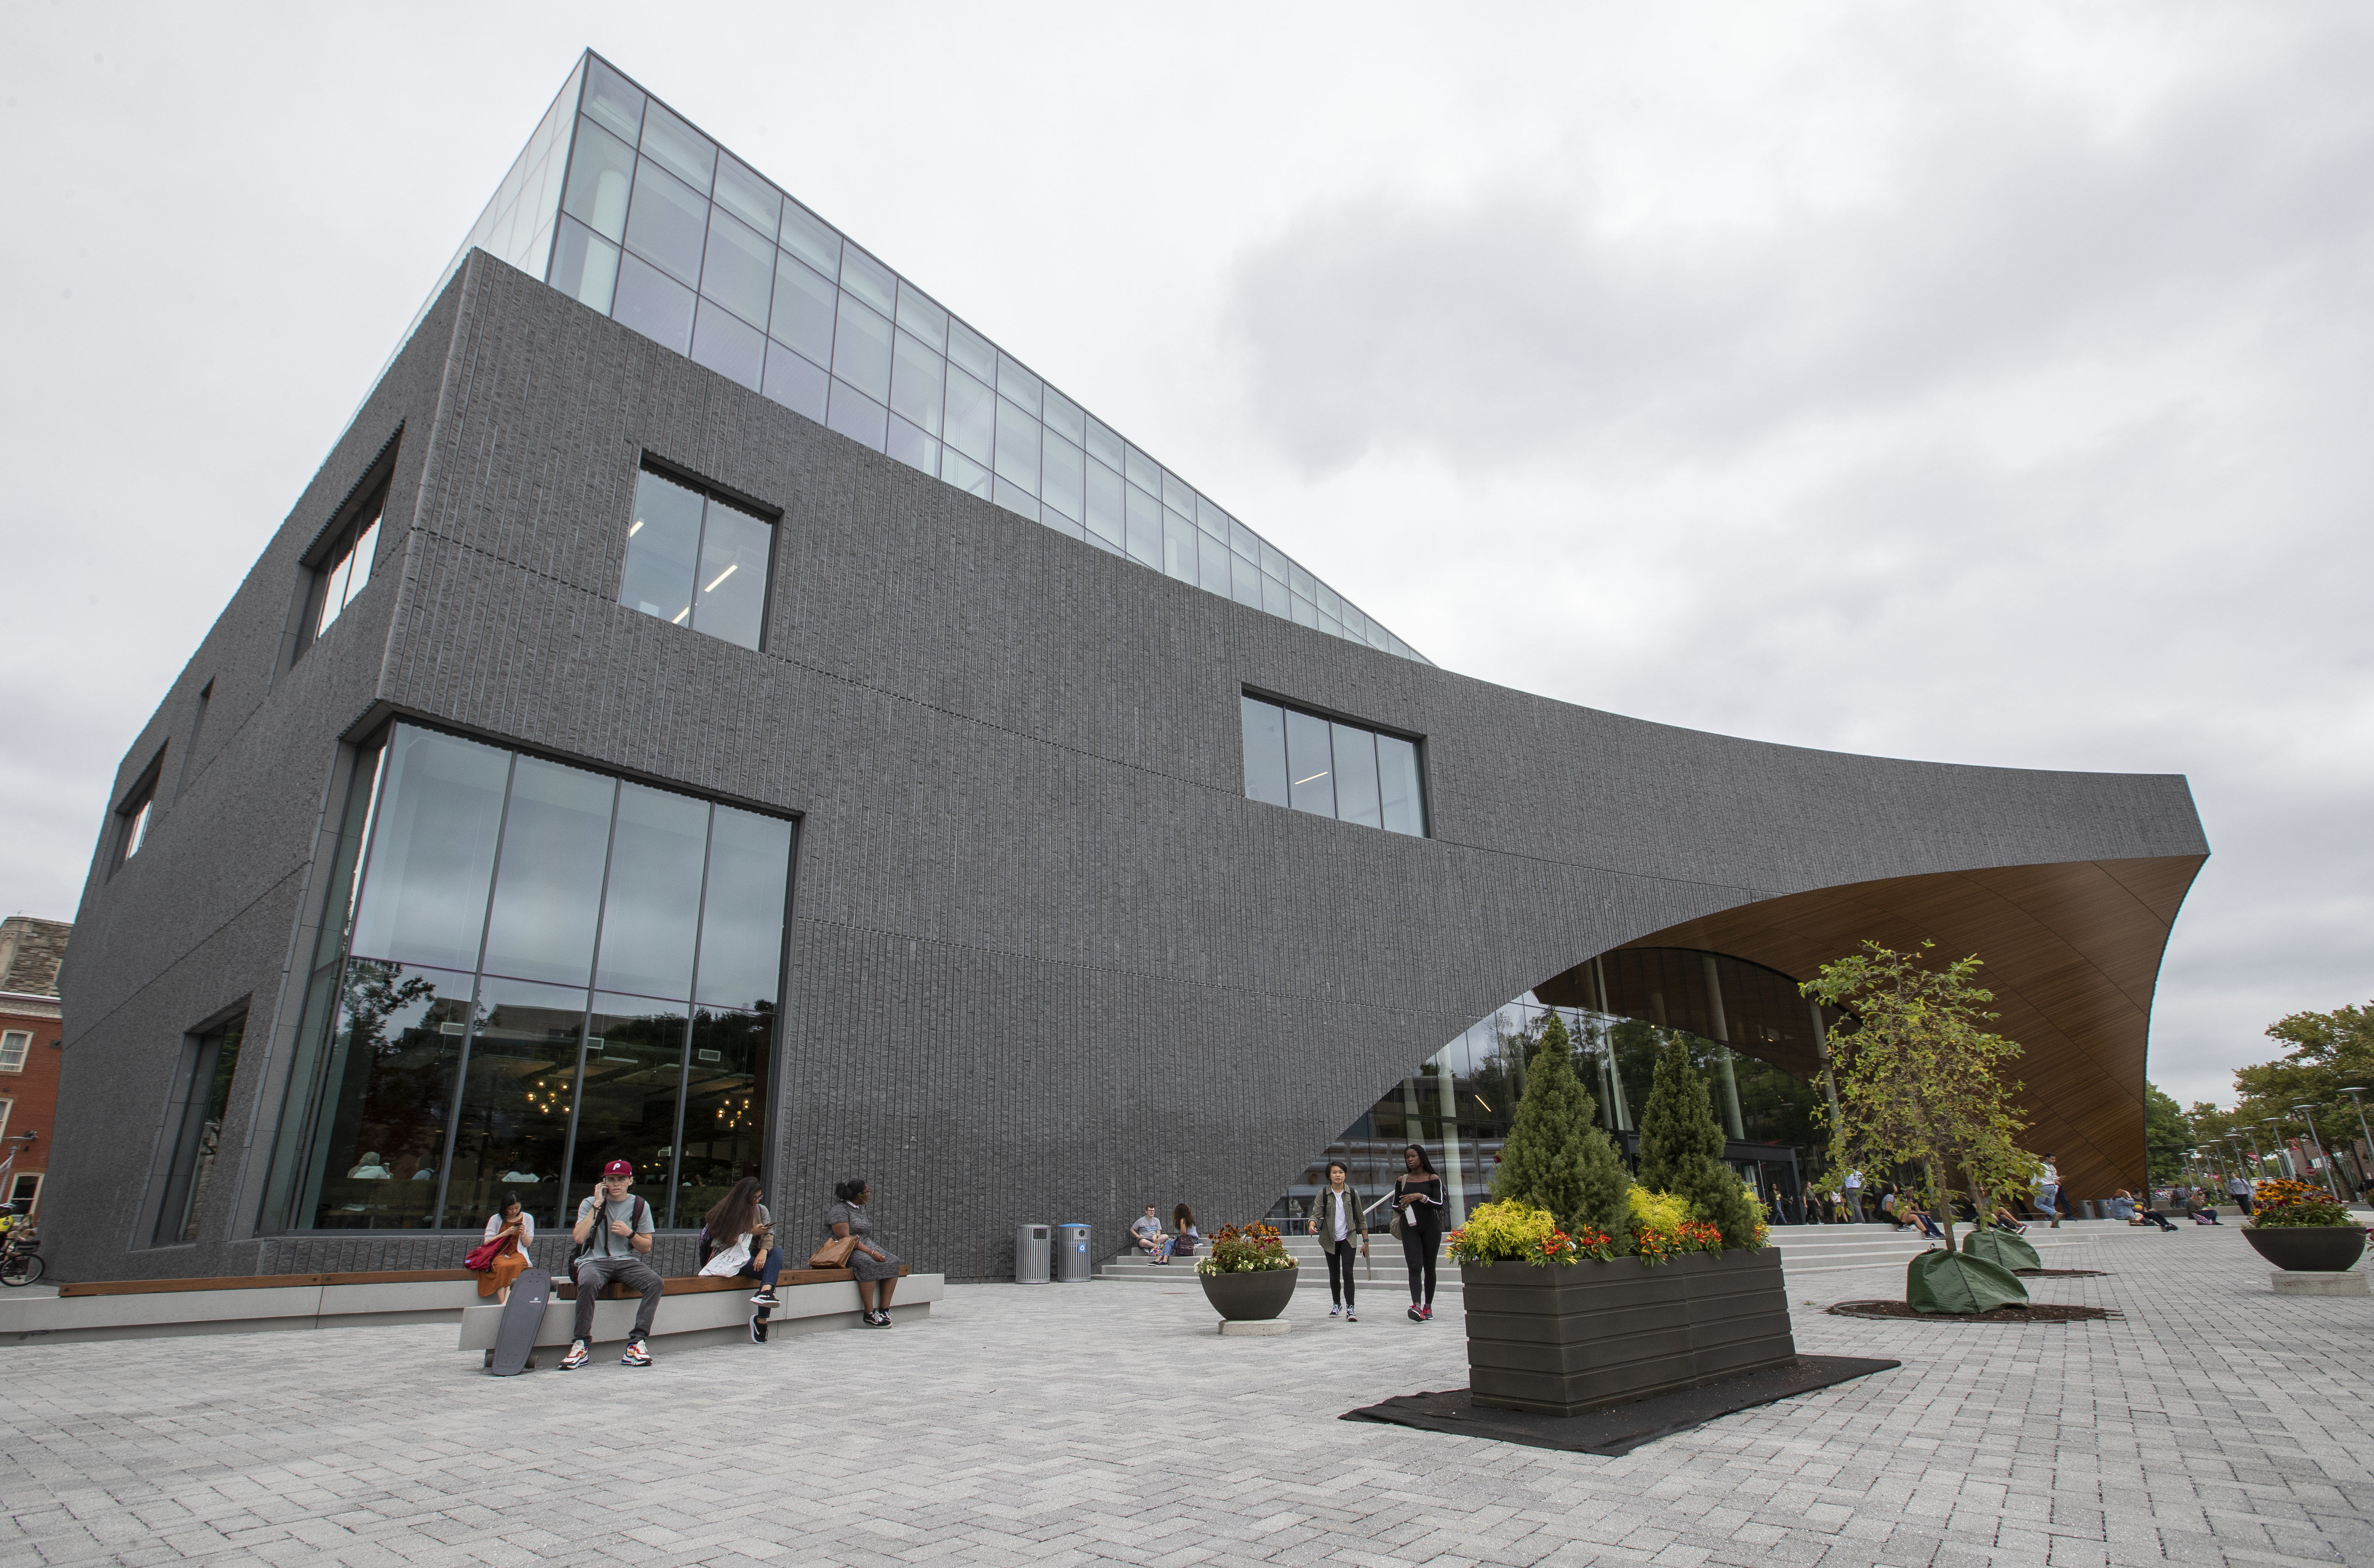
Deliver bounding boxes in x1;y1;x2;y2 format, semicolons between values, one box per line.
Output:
1198;1265;1298;1320
2241;1226;2366;1272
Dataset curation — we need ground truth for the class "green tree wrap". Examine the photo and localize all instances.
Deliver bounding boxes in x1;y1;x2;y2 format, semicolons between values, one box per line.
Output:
1961;1228;2042;1271
1907;1250;2030;1313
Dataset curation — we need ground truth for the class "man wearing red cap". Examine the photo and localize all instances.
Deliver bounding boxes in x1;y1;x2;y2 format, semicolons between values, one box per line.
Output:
559;1160;663;1369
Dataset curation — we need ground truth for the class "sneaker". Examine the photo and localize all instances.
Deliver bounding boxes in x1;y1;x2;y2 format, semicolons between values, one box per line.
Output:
1407;1306;1423;1323
1345;1309;1358;1322
750;1289;779;1307
751;1316;769;1344
620;1338;653;1366
557;1340;590;1371
1420;1305;1434;1320
1329;1305;1341;1317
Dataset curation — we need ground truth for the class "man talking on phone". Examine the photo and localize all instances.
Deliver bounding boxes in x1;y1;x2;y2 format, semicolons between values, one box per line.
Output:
559;1159;663;1370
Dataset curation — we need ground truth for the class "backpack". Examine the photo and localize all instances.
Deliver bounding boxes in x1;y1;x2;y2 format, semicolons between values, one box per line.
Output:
570;1195;648;1270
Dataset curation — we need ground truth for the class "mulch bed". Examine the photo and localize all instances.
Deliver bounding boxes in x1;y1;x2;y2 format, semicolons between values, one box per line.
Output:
2013;1267;2106;1277
1828;1299;2118;1323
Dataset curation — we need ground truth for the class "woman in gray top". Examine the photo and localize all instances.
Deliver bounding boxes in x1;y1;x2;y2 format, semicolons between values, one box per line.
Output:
825;1177;903;1327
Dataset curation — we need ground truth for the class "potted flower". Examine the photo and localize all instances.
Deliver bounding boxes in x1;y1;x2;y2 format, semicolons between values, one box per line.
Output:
1458;1020;1793;1418
1195;1222;1298;1321
2241;1178;2367;1273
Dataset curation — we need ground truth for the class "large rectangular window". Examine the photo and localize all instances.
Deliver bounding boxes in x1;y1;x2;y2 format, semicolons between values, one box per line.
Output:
620;464;777;650
260;722;796;1234
1239;694;1427;838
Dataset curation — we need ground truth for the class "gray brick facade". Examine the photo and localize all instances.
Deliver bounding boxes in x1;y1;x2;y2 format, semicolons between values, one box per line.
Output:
44;254;2207;1283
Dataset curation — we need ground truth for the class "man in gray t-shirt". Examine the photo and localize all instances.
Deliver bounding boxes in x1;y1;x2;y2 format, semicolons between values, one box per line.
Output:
560;1159;664;1369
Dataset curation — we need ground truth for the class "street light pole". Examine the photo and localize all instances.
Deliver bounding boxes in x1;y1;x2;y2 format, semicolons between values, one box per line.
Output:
2293;1104;2346;1202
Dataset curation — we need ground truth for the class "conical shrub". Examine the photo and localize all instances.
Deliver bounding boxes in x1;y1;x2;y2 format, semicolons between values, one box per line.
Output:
1637;1032;1762;1247
1491;1012;1633;1245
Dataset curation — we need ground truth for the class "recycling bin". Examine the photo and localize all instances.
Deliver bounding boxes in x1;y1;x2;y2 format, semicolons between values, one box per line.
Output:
1015;1222;1052;1284
1054;1222;1092;1282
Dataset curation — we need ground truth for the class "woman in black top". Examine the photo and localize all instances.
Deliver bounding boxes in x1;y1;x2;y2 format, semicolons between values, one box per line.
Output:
1393;1144;1447;1322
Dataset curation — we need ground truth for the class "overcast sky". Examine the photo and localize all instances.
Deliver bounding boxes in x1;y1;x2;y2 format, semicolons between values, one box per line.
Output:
4;3;2367;1109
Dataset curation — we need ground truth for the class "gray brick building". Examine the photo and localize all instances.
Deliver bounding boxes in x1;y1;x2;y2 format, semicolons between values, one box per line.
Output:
44;54;2206;1284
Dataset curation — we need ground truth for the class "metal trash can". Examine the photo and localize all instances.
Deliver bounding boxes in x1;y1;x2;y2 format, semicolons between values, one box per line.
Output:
1054;1222;1092;1283
1015;1223;1052;1285
2080;1199;2099;1221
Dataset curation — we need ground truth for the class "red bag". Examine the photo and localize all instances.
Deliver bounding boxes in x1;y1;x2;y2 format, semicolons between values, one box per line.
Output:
463;1237;506;1273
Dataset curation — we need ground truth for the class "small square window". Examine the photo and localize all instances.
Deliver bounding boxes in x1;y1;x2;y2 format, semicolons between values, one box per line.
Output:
8;1173;39;1216
620;463;779;652
0;1032;28;1073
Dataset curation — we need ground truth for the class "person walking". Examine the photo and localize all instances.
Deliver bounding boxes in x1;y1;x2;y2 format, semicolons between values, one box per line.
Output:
1842;1169;1865;1223
1311;1160;1368;1321
1392;1144;1447;1322
825;1178;904;1327
2227;1171;2254;1217
558;1160;662;1370
2035;1156;2063;1228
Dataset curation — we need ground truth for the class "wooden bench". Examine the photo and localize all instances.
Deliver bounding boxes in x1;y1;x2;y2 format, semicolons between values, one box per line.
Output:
457;1265;939;1361
563;1265;909;1300
57;1264;907;1299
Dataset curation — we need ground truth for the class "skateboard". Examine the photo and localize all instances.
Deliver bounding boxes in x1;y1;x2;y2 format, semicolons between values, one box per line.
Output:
484;1268;552;1375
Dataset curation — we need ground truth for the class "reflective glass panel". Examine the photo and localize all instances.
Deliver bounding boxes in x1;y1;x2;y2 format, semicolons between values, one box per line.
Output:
1041;433;1084;521
689;300;766;392
480;757;615;987
769;253;837;365
694;806;793;1009
780;201;840;279
623;158;708;285
993;398;1040;495
1084;417;1123;470
1084;460;1124;547
1241;698;1288;808
693;500;772;650
1285;708;1335;817
568;993;691;1221
1043;388;1084;445
1123;445;1160;495
345;515;378;601
442;975;586;1228
638;101;717;194
551;216;620;313
700;207;775;328
304;960;474;1229
763;341;830;422
1261;572;1290;617
825;380;888;451
1230;551;1264;608
1162;471;1195;514
991;478;1038;522
712;151;781;241
621;468;703;626
582;58;646;144
887;415;939;475
314;544;353;638
677;1007;769;1227
1198;535;1232;596
831;294;892;401
348;729;509;971
997;354;1042;417
1331;724;1381;828
942;367;995;465
1162;509;1197;584
839;245;897;316
561;118;636;243
888;331;945;435
946;318;994;381
593;785;708;1003
1378;735;1425;836
941;448;991;499
1123;483;1160;566
896;282;947;350
611;253;696;354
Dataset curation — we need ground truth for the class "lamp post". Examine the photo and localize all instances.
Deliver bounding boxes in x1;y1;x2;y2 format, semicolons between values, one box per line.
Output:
2261;1117;2295;1182
2293;1104;2346;1202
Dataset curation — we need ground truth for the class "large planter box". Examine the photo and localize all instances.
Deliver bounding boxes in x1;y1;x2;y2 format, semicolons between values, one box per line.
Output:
1462;1249;1795;1417
2242;1226;2366;1273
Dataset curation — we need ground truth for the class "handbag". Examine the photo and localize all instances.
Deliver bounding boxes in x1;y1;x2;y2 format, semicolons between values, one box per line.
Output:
463;1235;507;1273
808;1234;859;1268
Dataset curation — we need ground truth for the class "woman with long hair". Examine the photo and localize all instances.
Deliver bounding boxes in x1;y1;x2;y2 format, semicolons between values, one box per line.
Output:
698;1176;784;1341
476;1189;534;1302
1169;1203;1202;1259
825;1178;905;1327
1392;1144;1447;1322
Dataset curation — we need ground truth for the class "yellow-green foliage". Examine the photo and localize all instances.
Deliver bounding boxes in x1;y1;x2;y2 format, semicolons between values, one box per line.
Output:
1452;1199;1556;1261
1627;1187;1691;1231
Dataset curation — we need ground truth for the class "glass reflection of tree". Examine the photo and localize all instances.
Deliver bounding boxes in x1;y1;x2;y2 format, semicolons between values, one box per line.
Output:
317;959;448;1227
677;1002;771;1222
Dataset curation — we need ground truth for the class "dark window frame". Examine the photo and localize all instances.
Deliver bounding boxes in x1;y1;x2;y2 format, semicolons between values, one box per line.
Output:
287;432;402;669
621;453;784;652
110;746;168;875
1238;688;1429;839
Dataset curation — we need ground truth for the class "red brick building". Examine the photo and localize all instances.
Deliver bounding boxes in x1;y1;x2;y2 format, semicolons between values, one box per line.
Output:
0;916;70;1218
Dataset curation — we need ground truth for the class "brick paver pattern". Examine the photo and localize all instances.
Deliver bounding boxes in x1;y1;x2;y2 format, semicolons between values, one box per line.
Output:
2;1224;2367;1567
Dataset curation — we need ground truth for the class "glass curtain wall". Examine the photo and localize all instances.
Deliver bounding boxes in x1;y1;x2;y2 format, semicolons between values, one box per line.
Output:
258;722;793;1234
499;53;1427;664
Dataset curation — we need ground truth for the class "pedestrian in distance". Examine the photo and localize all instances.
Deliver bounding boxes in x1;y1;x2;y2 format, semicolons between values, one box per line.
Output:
1392;1144;1447;1322
1168;1204;1202;1259
2227;1171;2254;1216
558;1159;662;1371
2035;1155;2063;1228
1311;1160;1368;1321
825;1178;904;1327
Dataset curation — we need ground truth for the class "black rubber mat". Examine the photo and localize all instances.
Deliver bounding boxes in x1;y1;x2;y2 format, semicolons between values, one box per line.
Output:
1340;1356;1902;1457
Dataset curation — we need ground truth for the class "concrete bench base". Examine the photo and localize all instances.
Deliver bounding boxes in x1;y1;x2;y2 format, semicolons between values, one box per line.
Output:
2271;1270;2368;1296
456;1272;945;1359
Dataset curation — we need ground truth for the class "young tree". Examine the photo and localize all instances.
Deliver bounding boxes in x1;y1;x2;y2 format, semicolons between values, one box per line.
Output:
1491;1011;1633;1245
1801;941;2033;1253
2144;1083;2195;1188
1635;1033;1763;1246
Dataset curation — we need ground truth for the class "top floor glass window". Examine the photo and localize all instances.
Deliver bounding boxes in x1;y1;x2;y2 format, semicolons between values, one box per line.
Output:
620;465;776;651
1240;695;1426;837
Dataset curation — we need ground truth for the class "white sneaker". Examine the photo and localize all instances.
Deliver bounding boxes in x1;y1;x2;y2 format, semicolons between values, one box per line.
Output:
1329;1305;1341;1317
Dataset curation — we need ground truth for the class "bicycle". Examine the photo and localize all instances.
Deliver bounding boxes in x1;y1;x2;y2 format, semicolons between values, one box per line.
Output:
0;1226;44;1286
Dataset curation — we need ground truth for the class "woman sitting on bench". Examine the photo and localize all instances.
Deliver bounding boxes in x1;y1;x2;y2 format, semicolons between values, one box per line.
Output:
698;1178;786;1341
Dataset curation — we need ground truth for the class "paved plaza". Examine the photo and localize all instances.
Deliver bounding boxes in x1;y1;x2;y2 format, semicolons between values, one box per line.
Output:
2;1223;2368;1568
